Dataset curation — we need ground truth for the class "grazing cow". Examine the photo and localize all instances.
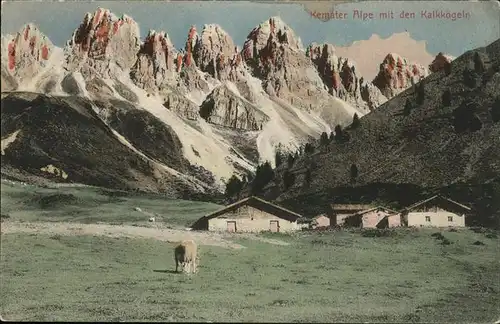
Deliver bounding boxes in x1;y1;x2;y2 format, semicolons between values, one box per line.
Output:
174;240;198;274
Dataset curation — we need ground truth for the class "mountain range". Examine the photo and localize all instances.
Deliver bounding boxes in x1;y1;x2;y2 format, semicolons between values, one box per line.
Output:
2;7;498;226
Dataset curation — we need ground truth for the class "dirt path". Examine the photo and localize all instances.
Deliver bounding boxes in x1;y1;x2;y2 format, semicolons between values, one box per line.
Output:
1;221;246;249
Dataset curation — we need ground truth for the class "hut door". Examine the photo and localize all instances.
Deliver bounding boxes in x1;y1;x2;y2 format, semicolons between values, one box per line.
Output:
227;221;236;233
270;220;279;233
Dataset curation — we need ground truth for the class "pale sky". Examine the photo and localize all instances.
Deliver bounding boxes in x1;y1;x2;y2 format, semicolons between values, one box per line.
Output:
1;0;499;58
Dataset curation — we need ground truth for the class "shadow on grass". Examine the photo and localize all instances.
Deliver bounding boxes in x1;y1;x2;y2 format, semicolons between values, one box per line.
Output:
153;269;179;274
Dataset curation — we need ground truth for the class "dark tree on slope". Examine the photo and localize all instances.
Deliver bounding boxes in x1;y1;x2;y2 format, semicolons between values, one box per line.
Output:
225;175;243;199
283;170;296;190
473;52;486;73
350;164;359;183
453;100;482;133
403;98;413;116
444;60;452;76
320;132;329;146
491;97;500;122
287;153;296;168
442;90;452;107
304;168;312;186
251;161;274;195
304;142;315;155
415;82;425;105
334;125;344;142
329;131;335;142
463;68;477;88
275;149;285;168
351;113;361;128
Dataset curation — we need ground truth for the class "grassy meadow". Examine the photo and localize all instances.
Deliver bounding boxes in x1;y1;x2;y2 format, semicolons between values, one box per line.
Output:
1;181;499;322
0;181;222;227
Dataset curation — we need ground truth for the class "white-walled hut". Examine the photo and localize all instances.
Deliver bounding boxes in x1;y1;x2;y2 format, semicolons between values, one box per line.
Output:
191;196;303;233
401;195;471;228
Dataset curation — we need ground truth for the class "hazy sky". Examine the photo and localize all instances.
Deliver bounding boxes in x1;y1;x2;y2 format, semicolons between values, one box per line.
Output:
1;1;499;57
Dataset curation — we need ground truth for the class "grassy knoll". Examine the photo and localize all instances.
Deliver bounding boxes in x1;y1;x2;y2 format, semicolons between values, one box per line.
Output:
1;228;498;322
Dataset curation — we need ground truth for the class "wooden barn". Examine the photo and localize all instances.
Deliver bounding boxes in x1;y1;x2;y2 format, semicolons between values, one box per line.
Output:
190;196;303;233
331;204;374;226
343;206;398;229
401;195;471;228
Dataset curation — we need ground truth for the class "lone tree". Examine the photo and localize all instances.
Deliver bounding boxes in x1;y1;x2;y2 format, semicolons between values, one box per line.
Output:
442;90;452;107
403;98;413;116
473;52;486;73
415;82;425;105
351;113;361;128
491;97;500;123
225;175;243;199
350;164;359;182
329;131;335;142
283;170;296;190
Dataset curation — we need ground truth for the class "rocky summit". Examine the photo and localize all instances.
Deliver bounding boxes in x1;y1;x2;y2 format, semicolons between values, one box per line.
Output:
0;6;464;198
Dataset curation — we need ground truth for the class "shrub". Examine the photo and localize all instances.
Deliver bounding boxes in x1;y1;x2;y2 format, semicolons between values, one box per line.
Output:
431;232;445;240
441;238;452;245
361;228;398;237
485;233;498;239
473;240;485;246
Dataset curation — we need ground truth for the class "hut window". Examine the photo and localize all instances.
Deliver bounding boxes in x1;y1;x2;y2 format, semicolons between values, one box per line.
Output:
425;216;431;222
448;216;453;222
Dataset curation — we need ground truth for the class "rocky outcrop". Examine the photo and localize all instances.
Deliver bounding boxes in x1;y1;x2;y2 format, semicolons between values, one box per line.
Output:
192;24;244;83
307;42;386;111
241;17;338;112
130;30;178;92
199;85;269;130
1;24;53;87
429;52;455;73
161;89;200;121
65;7;141;79
372;53;429;98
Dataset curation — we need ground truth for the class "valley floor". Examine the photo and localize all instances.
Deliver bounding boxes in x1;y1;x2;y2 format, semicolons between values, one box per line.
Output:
1;181;499;322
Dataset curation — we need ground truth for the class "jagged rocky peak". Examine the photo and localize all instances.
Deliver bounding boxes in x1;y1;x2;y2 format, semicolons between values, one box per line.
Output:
130;29;178;91
372;53;429;98
307;42;386;112
192;24;244;82
242;16;302;63
241;17;329;111
65;7;141;79
429;52;455;73
1;23;54;83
